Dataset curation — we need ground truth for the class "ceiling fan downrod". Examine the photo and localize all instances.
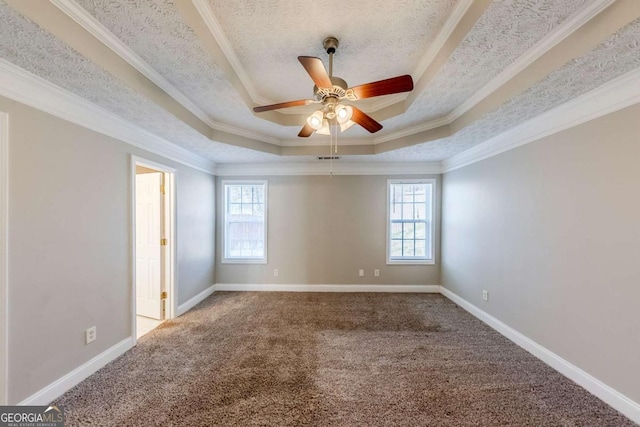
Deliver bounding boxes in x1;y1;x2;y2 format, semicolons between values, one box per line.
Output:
323;36;339;78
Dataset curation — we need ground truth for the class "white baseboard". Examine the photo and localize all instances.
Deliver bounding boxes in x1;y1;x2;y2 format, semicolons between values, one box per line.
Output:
177;284;216;316
439;286;640;424
18;337;133;405
214;283;440;293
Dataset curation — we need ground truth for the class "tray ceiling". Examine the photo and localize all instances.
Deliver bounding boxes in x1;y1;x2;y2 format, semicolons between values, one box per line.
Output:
0;0;639;164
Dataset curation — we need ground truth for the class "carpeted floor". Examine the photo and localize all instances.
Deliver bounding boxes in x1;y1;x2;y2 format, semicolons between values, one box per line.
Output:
54;292;635;426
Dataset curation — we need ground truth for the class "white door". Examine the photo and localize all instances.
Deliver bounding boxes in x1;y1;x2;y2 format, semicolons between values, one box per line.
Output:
136;172;164;319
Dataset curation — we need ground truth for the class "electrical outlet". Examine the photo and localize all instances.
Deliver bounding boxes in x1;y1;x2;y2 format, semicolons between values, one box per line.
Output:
86;326;96;344
482;290;489;302
273;269;279;277
358;269;364;277
374;269;380;277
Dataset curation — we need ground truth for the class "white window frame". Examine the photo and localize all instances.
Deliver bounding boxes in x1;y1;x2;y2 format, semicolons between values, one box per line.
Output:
222;180;268;264
386;178;436;265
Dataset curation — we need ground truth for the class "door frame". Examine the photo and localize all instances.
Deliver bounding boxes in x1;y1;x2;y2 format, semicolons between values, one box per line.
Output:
0;112;9;404
131;155;176;344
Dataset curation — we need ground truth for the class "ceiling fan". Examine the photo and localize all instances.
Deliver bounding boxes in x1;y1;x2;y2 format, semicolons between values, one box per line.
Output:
252;37;414;137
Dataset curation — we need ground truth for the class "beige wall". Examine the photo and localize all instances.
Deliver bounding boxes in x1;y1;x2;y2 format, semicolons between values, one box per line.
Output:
1;97;215;403
215;174;441;286
441;103;640;403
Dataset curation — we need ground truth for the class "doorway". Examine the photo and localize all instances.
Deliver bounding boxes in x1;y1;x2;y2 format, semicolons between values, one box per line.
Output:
132;157;175;342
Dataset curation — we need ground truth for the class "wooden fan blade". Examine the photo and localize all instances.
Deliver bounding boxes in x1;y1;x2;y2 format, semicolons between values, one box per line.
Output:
298;56;332;89
349;75;414;100
253;99;313;113
298;123;314;137
351;106;383;133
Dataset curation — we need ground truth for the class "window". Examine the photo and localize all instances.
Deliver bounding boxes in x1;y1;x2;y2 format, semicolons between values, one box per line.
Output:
223;180;267;263
387;179;435;264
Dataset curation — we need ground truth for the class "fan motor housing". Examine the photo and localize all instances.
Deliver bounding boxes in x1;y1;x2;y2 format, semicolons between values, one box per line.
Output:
314;77;348;101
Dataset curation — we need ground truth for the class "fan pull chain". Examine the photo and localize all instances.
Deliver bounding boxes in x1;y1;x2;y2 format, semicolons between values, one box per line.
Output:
329;127;333;177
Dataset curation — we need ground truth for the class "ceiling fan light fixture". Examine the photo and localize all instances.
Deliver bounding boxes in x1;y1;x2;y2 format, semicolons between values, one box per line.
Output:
307;110;324;130
335;104;353;123
339;119;356;132
316;119;331;135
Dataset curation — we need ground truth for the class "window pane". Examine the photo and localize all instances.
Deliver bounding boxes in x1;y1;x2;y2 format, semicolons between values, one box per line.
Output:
253;188;264;204
241;204;253;215
415;222;426;239
415;240;426;257
390;240;403;257
402;203;414;220
390;222;403;239
241;187;253;203
403;223;414;238
415;203;426;220
229;186;242;203
403;240;414;257
390;202;402;220
229;203;241;215
402;186;414;203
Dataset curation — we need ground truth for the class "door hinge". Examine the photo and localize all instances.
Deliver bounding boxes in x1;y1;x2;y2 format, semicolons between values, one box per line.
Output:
161;291;168;300
160;184;166;195
161;238;168;246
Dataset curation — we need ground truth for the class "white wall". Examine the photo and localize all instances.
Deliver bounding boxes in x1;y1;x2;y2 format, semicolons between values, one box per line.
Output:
1;97;215;404
441;103;640;404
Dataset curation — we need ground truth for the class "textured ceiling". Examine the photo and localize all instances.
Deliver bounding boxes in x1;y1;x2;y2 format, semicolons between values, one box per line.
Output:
206;0;458;102
0;0;638;164
380;0;592;131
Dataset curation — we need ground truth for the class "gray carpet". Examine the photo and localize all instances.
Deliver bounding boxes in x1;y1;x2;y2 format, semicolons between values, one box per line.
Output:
54;292;635;426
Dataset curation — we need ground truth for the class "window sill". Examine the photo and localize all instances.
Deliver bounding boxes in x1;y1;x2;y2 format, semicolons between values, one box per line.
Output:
386;259;435;266
222;258;267;265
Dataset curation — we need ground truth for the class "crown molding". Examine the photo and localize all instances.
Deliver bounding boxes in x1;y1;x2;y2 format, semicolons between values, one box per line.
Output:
278;137;373;147
29;0;631;163
414;0;474;83
0;58;217;174
446;0;617;123
50;0;278;146
374;0;618;148
49;0;619;154
209;121;279;145
328;0;475;117
191;0;271;106
215;161;442;176
442;67;640;173
279;115;450;147
366;93;410;113
365;0;474;112
23;0;632;165
374;116;451;144
189;0;468;127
